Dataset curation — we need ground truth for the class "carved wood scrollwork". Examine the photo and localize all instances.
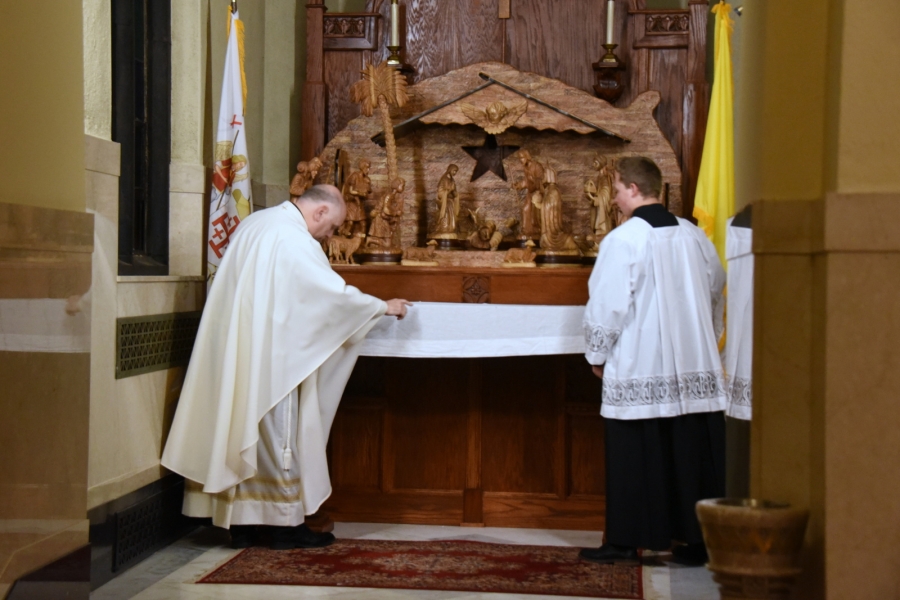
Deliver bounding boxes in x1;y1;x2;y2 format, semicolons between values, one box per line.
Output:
646;14;690;34
462;276;491;304
632;9;691;49
323;13;380;51
324;17;367;38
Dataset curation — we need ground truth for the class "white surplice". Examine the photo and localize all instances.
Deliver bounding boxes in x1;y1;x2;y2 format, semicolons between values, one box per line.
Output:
583;216;726;420
724;218;753;420
162;201;386;527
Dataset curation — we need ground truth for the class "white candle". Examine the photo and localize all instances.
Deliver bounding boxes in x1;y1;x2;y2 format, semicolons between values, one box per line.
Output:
390;1;400;46
606;0;615;44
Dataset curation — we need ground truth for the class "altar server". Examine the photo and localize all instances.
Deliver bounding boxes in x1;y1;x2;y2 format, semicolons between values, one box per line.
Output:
162;185;410;550
723;207;754;498
724;206;753;421
580;157;726;565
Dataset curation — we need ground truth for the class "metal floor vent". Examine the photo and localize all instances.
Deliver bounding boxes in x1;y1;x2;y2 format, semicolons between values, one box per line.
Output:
116;312;202;378
112;483;186;572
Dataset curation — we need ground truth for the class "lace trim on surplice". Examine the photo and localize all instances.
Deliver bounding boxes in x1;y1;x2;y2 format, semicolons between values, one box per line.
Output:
583;321;621;356
602;370;727;407
727;376;752;407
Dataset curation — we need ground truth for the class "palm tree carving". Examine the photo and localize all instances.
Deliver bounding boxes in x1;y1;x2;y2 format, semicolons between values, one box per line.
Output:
350;61;408;183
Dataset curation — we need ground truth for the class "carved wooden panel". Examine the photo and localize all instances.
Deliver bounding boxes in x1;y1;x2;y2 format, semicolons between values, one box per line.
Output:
324;355;608;530
647;12;690;33
462;276;490;303
482;356;562;495
633;10;691;49
388;359;468;491
567;408;606;497
562;355;605;498
329;404;383;490
323;13;381;50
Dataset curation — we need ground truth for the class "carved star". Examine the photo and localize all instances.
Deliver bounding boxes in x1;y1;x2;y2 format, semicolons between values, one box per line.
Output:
462;134;520;182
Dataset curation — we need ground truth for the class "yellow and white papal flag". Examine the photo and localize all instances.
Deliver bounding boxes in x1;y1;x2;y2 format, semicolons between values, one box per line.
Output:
692;1;734;267
207;5;252;284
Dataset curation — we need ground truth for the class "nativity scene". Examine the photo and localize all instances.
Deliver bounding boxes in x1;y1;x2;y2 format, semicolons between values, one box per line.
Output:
320;61;681;268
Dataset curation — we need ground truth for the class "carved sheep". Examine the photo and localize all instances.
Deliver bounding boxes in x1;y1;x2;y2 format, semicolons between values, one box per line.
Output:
402;240;438;262
503;246;537;264
326;235;363;265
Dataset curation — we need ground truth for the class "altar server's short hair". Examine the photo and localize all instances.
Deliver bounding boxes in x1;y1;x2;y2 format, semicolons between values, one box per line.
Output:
616;157;662;199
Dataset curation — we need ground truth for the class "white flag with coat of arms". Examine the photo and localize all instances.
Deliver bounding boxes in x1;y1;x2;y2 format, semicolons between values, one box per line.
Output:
207;6;251;284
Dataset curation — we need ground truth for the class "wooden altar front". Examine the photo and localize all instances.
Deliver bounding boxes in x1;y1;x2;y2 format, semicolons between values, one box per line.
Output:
323;266;607;530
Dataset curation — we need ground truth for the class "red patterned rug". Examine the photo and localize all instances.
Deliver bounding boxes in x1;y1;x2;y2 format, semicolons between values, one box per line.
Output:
198;539;643;598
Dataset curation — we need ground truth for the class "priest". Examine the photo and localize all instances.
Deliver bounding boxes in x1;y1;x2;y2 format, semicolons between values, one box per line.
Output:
580;157;726;565
162;184;410;550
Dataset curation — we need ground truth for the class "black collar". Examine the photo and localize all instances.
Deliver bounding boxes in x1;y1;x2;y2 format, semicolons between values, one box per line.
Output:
632;203;677;228
732;204;752;229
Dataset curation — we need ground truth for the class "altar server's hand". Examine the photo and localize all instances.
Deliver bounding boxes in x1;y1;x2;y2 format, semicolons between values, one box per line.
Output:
385;299;412;320
591;365;604;379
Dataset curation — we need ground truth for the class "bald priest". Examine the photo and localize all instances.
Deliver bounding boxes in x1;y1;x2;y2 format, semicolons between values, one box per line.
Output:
162;185;410;550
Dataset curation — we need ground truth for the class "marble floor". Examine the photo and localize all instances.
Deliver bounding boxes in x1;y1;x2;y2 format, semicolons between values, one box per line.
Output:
91;523;719;600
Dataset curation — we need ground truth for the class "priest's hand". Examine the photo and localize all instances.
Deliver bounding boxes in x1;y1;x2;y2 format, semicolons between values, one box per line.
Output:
386;299;412;320
591;365;604;379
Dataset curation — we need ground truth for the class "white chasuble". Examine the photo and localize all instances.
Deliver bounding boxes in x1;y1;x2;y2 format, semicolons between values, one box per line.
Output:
162;201;386;527
583;216;726;420
724;218;753;420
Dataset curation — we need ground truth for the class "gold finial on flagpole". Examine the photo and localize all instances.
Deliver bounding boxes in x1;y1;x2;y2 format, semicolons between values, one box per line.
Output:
231;0;237;14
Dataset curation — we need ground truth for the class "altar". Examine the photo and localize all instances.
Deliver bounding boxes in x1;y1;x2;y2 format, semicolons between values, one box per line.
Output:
300;0;710;530
314;266;606;530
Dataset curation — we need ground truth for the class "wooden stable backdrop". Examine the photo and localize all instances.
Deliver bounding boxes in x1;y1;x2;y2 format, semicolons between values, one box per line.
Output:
303;0;710;529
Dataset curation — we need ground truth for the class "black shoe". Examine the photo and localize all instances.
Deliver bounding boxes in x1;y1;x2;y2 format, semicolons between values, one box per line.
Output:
671;542;708;565
229;525;258;549
579;543;640;565
270;524;336;550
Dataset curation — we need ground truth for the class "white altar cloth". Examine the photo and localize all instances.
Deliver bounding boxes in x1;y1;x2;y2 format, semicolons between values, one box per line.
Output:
359;301;586;358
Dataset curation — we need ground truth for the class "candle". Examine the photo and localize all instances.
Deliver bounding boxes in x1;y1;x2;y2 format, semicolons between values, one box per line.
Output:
606;0;615;44
390;0;400;47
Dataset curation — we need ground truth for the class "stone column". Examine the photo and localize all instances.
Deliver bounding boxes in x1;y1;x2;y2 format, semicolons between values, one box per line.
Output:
170;0;209;276
742;1;900;597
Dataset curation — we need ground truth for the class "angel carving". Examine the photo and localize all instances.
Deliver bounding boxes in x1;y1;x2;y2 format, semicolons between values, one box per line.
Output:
459;101;527;135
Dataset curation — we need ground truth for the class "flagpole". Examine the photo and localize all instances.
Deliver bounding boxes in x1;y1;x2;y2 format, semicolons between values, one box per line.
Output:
231;0;237;13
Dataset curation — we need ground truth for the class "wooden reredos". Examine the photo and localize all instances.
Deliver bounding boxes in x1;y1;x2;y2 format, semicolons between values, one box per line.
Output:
302;0;709;219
